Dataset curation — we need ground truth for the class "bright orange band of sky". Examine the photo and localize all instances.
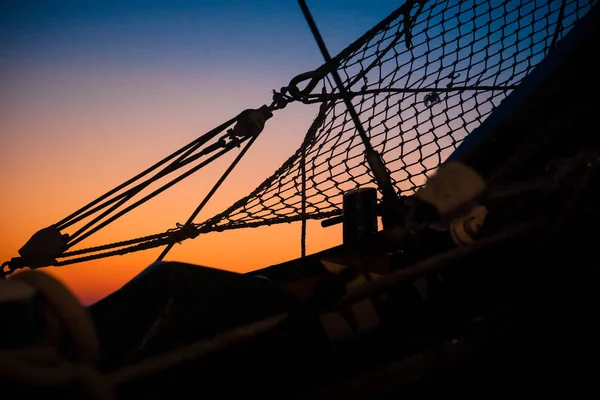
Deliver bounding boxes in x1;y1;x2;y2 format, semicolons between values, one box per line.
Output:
1;0;404;304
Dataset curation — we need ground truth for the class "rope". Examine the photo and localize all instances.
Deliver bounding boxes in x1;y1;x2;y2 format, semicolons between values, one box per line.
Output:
1;271;114;399
53;228;199;267
300;85;518;104
337;219;543;308
107;218;542;386
11;271;100;365
301;136;307;258
2;0;595;273
0;219;542;395
198;101;331;232
66;134;251;248
195;0;596;234
156;125;266;262
56;114;240;232
60;231;173;257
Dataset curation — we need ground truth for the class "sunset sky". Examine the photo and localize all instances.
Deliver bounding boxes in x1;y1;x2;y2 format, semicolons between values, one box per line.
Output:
1;1;401;304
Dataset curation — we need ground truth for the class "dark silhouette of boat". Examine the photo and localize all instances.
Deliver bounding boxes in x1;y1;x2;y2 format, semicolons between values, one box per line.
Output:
2;1;599;398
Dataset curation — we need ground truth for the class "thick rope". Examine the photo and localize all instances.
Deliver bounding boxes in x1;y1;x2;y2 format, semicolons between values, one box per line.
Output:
301;139;307;258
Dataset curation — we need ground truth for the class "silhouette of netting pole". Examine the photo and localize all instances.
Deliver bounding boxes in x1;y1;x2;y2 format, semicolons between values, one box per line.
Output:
298;0;411;238
2;0;596;277
198;0;593;243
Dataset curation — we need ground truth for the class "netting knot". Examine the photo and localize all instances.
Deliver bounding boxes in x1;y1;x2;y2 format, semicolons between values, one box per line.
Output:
424;92;441;107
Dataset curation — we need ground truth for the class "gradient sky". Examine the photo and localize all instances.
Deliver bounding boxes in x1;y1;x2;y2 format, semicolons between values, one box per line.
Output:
1;1;401;304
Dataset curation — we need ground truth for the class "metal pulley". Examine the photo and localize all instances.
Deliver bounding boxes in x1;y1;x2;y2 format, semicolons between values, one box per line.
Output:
228;105;273;140
17;225;68;269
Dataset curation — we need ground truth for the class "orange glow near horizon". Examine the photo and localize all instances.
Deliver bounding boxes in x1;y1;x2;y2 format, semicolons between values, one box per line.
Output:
0;71;343;304
0;1;436;305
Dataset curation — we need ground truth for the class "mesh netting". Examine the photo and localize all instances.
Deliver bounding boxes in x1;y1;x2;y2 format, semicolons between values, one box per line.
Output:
199;0;596;232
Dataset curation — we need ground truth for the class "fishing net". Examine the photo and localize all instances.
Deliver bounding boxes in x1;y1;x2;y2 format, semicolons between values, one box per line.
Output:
3;0;599;275
198;0;597;233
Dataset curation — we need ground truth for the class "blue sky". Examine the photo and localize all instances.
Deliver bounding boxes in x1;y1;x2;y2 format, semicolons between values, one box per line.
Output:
1;0;400;78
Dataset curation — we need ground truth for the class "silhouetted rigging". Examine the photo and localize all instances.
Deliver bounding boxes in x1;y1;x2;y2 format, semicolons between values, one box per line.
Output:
2;0;593;278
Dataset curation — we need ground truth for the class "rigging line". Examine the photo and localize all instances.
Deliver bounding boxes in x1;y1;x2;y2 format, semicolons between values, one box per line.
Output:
66;136;251;249
326;2;416;73
301;143;307;258
53;235;186;267
301;85;518;103
298;0;374;154
156;131;264;262
56;115;239;231
196;101;330;232
147;126;267;356
298;0;398;203
197;209;342;233
62;128;265;260
62;137;209;233
281;1;417;102
347;0;427;90
65;135;231;244
60;120;239;234
66;190;142;244
60;231;173;257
